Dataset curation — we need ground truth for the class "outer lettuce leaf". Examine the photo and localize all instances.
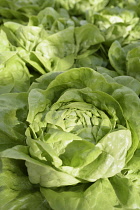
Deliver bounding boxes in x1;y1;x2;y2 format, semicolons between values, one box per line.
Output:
108;40;126;75
75;55;104;69
0;92;28;151
110;175;140;209
41;179;119;210
0;28;15;52
126;46;140;81
96;66;119;78
75;24;104;54
0;158;51;210
114;76;140;96
124;149;140;187
40;172;140;210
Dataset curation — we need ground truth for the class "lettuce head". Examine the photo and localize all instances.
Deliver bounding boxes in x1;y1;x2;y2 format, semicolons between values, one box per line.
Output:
1;67;140;209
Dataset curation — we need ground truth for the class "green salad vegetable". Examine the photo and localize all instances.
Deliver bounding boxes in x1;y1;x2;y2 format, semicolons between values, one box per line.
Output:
0;0;140;210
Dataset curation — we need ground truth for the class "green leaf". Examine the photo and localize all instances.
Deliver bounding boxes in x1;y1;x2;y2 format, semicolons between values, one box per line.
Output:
0;92;28;151
75;24;104;54
41;179;119;210
114;76;140;96
126;46;140;81
0;158;51;210
108;40;126;75
110;175;140;209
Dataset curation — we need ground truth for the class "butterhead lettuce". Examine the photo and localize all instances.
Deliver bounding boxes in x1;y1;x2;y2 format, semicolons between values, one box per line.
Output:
1;67;140;209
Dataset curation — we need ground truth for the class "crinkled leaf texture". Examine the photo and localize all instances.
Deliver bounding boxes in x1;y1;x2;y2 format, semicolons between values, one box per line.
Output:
0;92;28;152
1;67;140;210
41;172;140;210
0;158;51;210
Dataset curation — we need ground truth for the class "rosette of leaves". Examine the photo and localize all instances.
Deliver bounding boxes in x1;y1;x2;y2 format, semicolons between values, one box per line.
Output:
1;67;140;209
